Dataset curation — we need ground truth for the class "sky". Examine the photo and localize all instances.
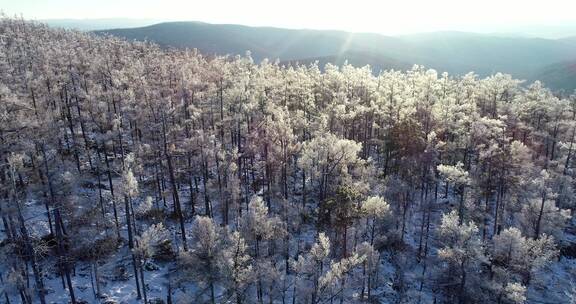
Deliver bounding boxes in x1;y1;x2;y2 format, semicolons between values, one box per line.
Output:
2;0;576;36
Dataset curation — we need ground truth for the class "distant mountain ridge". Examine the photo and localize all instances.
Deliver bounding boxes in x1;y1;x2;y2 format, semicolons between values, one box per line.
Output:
94;22;576;91
42;18;161;31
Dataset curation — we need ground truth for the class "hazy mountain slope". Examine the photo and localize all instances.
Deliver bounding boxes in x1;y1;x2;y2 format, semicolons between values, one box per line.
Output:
96;22;414;62
533;60;576;92
42;18;161;30
397;31;576;76
281;50;413;72
96;22;576;88
559;36;576;46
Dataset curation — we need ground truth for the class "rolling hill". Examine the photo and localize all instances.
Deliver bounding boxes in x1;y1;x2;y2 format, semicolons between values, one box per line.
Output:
280;50;412;73
42;18;161;31
95;22;576;90
533;60;576;92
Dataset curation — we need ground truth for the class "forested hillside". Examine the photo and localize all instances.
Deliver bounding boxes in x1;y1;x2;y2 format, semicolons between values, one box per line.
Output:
1;17;575;304
95;22;576;91
533;60;576;92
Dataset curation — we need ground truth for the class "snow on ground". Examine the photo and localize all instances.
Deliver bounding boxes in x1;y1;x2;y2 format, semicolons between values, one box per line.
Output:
526;258;576;304
18;249;171;304
2;183;575;303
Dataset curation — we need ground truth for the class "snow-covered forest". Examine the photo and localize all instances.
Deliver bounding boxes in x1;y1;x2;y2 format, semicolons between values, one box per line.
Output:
0;17;575;304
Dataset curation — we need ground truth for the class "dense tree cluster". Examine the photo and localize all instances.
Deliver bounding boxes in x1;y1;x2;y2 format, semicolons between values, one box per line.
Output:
0;17;574;303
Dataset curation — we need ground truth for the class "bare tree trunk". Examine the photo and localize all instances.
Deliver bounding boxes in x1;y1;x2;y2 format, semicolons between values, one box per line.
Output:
131;253;142;300
458;260;467;304
94;261;101;297
125;195;134;248
41;144;75;303
139;260;148;304
535;190;547;239
16;204;47;304
103;143;121;238
160;111;188;251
